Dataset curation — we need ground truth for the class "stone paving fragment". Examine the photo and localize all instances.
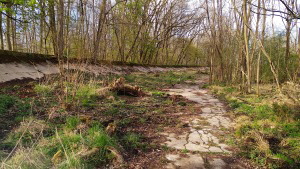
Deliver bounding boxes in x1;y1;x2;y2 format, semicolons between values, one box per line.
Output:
162;80;235;168
209;159;227;169
202;107;212;113
166;153;205;169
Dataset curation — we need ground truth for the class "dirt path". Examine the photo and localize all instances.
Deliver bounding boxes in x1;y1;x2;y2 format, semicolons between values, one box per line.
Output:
161;78;246;169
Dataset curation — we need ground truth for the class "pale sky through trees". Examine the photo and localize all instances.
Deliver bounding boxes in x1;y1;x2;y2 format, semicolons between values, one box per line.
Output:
190;0;300;41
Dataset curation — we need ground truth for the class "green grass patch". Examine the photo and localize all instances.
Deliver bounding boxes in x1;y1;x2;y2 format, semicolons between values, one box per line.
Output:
34;84;54;97
5;120;118;168
122;132;148;152
213;85;300;168
0;94;16;114
123;71;198;91
75;85;98;108
65;116;80;130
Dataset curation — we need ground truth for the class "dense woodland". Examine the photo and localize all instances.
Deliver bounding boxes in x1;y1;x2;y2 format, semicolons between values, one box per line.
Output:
0;0;204;65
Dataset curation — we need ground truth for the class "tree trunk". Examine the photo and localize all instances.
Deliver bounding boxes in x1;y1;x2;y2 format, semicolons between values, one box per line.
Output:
0;13;4;49
285;18;291;80
93;0;107;63
256;0;265;95
57;0;65;62
242;0;251;93
49;0;57;56
39;0;45;53
6;3;12;50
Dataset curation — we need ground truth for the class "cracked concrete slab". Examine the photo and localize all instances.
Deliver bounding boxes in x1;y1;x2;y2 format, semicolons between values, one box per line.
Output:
162;80;234;168
166;153;205;169
209;159;227;169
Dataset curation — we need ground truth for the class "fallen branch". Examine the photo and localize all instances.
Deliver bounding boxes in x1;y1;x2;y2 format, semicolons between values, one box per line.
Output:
109;77;146;97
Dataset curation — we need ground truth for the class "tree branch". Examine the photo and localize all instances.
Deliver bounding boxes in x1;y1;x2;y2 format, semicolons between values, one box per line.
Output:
1;12;29;23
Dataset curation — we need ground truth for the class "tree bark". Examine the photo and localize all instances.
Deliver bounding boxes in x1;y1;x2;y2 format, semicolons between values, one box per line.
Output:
6;3;12;50
39;0;45;53
242;0;251;93
49;0;57;56
0;12;4;49
93;0;107;63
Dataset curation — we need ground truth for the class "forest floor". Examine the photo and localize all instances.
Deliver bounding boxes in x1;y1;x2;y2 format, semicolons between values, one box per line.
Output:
0;69;271;169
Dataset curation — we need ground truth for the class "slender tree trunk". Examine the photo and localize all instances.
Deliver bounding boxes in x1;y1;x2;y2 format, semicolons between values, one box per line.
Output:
40;0;45;53
0;13;4;49
49;0;57;56
285;18;291;80
243;0;251;93
297;27;300;80
6;3;12;50
57;0;65;61
93;0;107;63
11;11;16;51
256;0;265;95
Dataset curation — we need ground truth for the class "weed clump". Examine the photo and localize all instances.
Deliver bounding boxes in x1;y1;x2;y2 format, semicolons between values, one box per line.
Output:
34;84;54;97
0;94;15;114
122;132;146;152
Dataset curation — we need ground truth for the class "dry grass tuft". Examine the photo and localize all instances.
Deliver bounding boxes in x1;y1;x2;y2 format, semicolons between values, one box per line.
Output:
234;115;251;130
246;131;271;155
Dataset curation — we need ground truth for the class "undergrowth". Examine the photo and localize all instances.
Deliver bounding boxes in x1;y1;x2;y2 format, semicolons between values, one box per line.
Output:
2;117;118;168
211;85;300;169
124;71;196;91
0;94;33;142
1;71;198;168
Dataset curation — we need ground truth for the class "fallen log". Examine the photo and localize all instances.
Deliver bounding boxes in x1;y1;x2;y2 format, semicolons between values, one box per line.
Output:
109;77;146;97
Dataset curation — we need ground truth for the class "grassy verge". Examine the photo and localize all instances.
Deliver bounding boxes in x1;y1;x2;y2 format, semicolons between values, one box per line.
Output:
210;85;300;169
